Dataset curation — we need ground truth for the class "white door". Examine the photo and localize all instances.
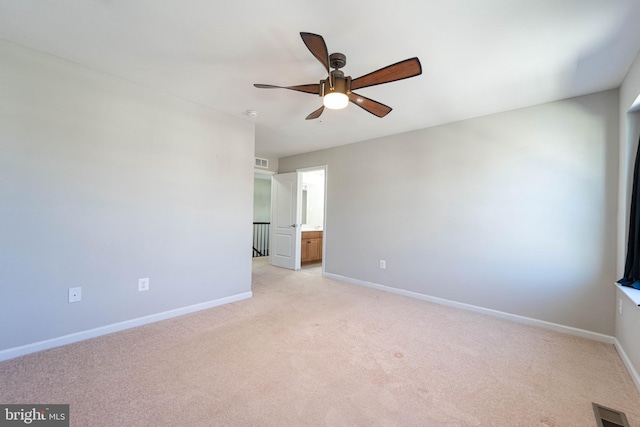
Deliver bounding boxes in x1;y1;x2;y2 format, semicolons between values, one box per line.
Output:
270;172;301;270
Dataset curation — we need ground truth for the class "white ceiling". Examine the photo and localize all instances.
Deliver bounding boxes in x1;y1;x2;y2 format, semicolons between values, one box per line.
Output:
1;1;640;159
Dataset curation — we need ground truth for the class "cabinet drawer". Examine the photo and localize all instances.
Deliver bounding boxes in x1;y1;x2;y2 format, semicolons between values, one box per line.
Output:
302;231;323;239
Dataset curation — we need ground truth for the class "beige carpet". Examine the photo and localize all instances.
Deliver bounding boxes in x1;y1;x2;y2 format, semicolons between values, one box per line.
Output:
1;260;639;426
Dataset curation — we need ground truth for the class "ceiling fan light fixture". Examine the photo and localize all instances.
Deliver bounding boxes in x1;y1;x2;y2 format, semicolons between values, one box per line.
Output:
323;92;349;109
254;32;422;120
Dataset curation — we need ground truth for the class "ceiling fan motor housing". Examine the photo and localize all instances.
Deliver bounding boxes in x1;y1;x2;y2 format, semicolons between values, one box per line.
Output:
329;52;346;69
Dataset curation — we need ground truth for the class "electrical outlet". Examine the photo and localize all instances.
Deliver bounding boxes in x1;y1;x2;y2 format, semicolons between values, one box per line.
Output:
379;260;386;269
138;278;149;292
618;298;623;315
68;287;81;303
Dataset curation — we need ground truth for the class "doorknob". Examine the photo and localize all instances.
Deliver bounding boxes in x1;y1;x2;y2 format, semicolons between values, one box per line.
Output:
289;224;297;228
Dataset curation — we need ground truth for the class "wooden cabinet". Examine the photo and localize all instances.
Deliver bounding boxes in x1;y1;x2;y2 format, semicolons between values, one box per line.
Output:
301;231;323;264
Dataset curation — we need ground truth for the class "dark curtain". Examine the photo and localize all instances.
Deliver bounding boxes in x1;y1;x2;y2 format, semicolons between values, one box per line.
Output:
618;137;640;289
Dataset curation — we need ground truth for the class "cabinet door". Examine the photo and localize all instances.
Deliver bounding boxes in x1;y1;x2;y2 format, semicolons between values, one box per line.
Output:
307;238;320;262
301;238;310;262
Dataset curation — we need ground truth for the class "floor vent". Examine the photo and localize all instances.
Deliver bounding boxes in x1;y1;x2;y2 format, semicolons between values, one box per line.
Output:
593;403;630;427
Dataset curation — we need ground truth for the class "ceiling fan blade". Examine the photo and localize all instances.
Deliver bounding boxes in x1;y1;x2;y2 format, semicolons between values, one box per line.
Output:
305;105;325;120
348;92;392;118
254;83;320;95
350;57;422;90
300;32;330;75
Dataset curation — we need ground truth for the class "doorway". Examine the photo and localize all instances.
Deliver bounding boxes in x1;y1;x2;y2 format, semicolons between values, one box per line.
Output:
269;166;327;273
253;169;274;261
300;168;326;274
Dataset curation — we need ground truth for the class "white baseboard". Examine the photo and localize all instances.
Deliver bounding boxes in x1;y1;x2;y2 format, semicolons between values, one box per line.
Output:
325;273;640;393
324;273;616;344
614;338;640;393
0;291;253;362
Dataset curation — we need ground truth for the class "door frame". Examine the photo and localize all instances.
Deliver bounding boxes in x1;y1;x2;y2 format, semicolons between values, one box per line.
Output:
297;165;328;275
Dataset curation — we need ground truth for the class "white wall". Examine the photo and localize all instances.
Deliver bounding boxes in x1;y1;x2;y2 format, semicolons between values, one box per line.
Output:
302;170;324;229
0;40;254;353
280;90;619;335
617;49;640;387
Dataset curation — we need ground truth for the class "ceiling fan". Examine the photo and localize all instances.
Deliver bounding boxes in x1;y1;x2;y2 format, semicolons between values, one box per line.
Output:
254;32;422;120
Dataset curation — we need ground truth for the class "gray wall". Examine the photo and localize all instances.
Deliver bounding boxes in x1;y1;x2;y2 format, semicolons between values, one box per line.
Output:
280;90;619;335
0;40;254;351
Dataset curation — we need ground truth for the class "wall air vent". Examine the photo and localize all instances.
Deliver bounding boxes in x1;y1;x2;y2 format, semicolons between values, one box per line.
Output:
255;157;269;169
593;403;630;427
